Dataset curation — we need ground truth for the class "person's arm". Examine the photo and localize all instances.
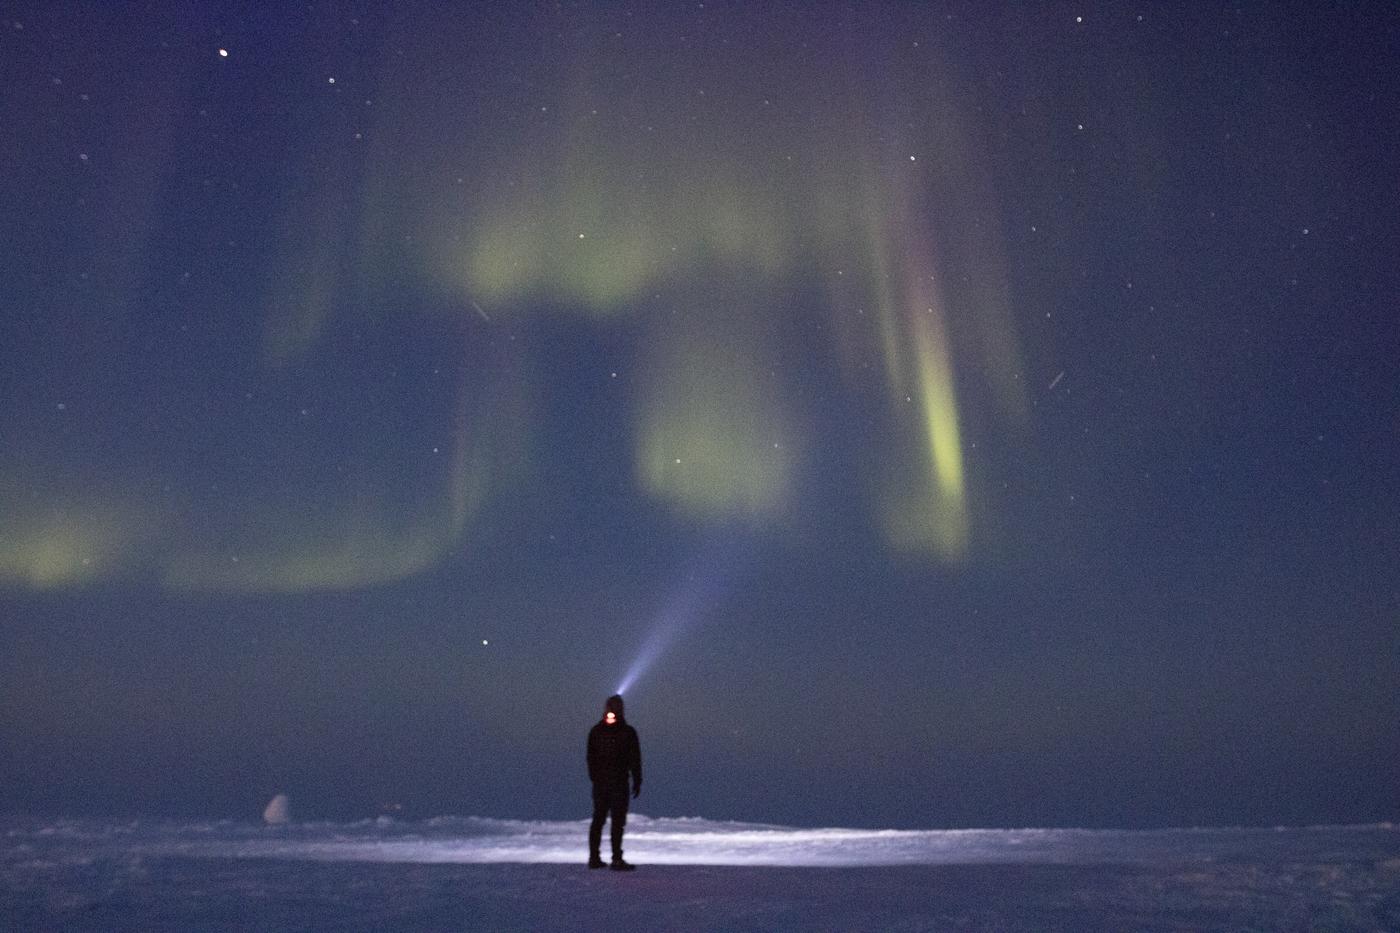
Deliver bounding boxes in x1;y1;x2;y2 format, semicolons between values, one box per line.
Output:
586;727;599;784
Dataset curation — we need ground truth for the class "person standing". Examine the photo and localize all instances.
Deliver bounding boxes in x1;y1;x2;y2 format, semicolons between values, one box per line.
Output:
587;694;642;870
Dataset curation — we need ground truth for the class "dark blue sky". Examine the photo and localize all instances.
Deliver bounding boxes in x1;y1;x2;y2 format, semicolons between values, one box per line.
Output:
2;2;1397;829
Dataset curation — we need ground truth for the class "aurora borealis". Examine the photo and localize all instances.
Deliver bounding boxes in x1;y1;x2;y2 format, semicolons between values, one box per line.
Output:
2;3;1397;829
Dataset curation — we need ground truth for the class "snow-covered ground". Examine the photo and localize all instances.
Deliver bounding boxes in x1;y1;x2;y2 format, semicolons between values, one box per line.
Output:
4;815;1398;930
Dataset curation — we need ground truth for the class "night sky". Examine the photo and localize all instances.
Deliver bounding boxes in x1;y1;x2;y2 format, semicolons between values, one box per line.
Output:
2;3;1397;831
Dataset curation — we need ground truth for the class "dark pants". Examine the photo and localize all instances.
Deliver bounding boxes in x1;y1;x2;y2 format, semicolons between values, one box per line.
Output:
589;781;629;860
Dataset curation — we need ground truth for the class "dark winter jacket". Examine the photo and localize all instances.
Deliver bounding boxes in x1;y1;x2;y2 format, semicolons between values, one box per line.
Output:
587;719;642;789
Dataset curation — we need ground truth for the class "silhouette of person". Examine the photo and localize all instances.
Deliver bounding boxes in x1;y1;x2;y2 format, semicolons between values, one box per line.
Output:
587;694;642;870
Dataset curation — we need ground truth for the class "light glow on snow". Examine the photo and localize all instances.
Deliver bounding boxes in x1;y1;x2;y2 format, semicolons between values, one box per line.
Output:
47;816;1386;869
8;817;1397;928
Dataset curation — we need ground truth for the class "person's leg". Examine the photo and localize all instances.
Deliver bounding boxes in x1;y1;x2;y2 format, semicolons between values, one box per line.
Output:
588;786;607;862
609;788;629;862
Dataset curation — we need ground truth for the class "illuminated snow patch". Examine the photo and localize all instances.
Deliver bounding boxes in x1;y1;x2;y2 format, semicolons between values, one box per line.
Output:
10;816;1395;871
139;816;1082;867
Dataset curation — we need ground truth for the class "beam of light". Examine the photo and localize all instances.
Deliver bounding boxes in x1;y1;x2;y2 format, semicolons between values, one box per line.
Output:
615;541;745;696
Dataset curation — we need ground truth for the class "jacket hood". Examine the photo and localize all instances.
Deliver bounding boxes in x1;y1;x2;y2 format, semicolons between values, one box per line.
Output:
603;694;625;723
